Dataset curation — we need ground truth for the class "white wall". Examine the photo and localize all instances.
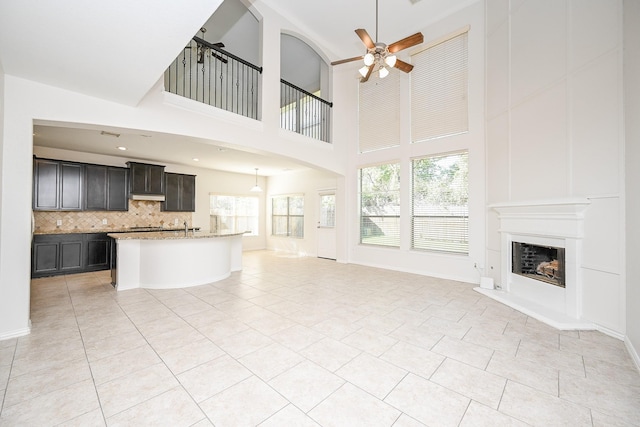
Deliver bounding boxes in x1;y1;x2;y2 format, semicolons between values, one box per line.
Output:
337;2;486;284
624;0;640;367
485;0;625;335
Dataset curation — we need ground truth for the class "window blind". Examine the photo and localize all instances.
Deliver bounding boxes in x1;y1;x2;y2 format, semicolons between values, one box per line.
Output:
411;151;468;254
359;163;401;247
411;31;468;143
358;71;401;153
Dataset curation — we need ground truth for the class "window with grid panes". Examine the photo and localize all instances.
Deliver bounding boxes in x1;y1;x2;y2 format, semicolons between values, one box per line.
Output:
209;195;259;236
272;195;304;238
359;163;400;247
411;151;468;254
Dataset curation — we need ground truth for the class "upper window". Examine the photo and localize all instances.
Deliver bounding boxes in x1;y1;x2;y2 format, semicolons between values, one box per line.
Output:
210;195;259;236
359;163;401;247
411;151;469;254
411;31;468;143
272;195;304;238
358;71;401;153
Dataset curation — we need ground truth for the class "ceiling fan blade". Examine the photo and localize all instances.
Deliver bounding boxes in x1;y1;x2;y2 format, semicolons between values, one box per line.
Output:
211;52;229;64
331;55;365;66
388;32;424;53
360;65;374;83
355;28;375;49
394;59;414;73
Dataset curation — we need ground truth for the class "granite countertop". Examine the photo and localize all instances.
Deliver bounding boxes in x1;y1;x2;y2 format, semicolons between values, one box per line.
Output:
34;227;200;235
108;231;246;240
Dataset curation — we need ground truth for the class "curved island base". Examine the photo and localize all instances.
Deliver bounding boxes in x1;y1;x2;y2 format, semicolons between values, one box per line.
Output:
109;231;244;291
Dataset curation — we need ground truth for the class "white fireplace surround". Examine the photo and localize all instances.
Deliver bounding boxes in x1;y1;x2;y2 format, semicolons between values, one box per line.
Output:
478;198;594;330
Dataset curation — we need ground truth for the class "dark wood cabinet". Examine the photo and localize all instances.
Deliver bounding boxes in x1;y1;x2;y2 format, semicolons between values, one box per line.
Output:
162;173;196;212
85;233;111;270
33;159;83;211
84;164;108;210
32;232;111;278
32;239;59;275
84;165;128;211
59;238;84;272
107;167;129;210
32;233;84;277
128;162;165;195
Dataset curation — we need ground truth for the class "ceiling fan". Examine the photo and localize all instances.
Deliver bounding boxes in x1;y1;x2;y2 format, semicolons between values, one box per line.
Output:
331;0;423;83
193;27;228;64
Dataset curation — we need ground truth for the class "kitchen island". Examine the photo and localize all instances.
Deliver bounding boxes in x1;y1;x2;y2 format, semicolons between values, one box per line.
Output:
108;230;245;291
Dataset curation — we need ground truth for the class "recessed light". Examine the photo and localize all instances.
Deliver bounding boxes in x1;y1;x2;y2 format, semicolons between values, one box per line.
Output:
117;146;127;151
192;158;199;162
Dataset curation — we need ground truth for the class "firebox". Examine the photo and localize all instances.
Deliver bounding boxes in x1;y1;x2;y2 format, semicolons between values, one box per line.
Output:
512;242;565;288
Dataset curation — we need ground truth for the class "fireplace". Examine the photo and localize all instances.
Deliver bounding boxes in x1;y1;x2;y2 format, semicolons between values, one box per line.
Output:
480;198;592;329
512;242;565;288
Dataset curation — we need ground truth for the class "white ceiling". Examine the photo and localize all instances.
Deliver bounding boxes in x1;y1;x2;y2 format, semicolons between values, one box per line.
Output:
1;0;476;176
258;0;479;61
33;124;309;177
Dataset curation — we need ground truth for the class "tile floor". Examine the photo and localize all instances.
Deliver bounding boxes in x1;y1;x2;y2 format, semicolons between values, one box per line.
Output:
1;250;639;426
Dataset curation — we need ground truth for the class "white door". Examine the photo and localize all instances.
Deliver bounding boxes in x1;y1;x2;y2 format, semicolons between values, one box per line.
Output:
317;191;336;260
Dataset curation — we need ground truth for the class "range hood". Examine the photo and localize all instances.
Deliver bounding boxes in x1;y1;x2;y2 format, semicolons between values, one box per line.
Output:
130;194;165;201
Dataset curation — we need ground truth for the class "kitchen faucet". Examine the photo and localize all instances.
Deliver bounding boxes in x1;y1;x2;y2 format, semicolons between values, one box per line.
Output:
184;220;188;236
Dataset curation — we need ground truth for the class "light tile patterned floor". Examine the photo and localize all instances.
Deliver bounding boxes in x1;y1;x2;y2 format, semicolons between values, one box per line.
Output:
1;250;639;426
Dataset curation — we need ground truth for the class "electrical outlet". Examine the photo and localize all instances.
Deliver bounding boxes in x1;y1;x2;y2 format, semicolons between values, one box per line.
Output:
56;219;62;226
174;218;179;225
102;219;107;225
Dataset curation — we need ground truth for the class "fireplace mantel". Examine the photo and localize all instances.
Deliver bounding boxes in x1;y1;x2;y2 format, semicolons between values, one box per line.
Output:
491;198;591;239
478;198;594;330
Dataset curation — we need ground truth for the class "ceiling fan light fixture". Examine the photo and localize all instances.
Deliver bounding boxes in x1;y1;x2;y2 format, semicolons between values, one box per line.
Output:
379;66;389;79
385;54;397;67
359;65;370;77
363;53;375;66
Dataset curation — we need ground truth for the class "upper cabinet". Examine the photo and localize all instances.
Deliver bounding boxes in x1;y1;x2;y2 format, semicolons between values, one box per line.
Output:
33;158;83;211
162;173;196;212
84;164;129;211
128;162;165;196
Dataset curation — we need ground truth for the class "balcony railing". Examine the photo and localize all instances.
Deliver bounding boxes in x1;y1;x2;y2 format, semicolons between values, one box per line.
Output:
280;79;332;143
165;37;262;120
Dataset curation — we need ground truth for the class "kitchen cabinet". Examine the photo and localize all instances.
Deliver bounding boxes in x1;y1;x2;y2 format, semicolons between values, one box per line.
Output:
127;162;165;196
84;165;129;211
32;233;84;277
85;233;111;270
33;158;83;211
32;233;111;278
162;173;196;212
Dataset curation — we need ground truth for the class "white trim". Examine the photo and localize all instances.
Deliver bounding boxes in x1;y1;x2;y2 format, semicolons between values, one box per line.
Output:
0;325;31;341
625;336;640;373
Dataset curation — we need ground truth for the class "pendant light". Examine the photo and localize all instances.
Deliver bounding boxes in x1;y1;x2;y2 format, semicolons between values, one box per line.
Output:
250;168;262;192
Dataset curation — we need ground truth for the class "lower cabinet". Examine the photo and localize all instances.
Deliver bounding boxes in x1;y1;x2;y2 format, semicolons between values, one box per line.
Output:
32;233;112;278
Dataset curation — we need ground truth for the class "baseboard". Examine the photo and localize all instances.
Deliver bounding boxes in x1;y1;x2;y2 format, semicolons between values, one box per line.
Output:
0;325;31;341
625;336;640;373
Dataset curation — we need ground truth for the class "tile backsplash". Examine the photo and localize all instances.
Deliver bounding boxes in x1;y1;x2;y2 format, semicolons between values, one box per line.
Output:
33;200;192;232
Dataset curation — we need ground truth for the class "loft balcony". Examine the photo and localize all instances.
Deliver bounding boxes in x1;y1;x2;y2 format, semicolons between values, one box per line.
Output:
164;37;332;143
